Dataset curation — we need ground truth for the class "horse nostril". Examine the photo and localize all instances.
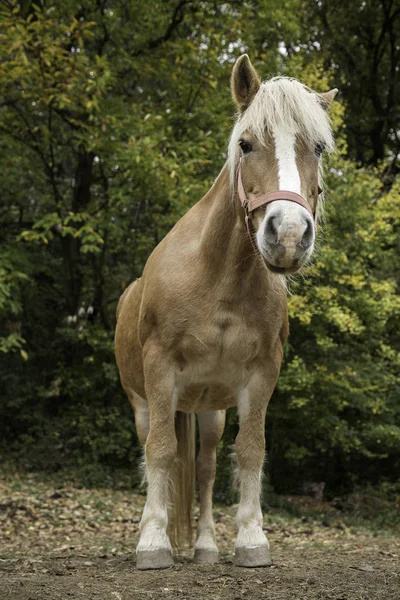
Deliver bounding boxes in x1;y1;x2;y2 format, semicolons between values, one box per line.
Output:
300;218;314;249
265;215;280;245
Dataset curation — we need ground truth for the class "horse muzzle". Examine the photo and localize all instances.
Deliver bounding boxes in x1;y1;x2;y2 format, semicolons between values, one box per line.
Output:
237;159;318;275
257;202;315;274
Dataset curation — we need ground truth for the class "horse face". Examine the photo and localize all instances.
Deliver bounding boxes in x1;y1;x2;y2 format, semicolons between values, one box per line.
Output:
239;132;320;275
230;54;336;275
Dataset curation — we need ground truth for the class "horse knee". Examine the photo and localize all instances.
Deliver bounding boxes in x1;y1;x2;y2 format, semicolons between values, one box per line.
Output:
235;431;265;471
146;432;177;471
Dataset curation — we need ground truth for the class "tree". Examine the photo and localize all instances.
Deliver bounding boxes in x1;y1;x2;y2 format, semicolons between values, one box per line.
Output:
297;1;400;176
0;0;399;496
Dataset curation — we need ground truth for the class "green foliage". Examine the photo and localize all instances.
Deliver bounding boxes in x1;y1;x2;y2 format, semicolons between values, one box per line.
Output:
270;160;400;492
0;0;399;497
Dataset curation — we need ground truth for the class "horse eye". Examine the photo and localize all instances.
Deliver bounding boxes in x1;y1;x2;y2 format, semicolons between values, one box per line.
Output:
315;142;326;158
239;139;252;154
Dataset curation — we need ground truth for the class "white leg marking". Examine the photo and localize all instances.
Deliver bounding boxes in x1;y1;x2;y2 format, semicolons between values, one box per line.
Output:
235;470;267;549
137;465;172;552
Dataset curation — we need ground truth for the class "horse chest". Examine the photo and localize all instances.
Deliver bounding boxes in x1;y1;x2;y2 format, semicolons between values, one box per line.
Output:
175;315;262;388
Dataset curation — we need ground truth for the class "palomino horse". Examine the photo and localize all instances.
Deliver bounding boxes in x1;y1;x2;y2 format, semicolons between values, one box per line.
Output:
115;54;336;570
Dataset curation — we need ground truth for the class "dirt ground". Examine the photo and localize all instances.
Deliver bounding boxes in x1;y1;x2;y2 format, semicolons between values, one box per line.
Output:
1;473;399;600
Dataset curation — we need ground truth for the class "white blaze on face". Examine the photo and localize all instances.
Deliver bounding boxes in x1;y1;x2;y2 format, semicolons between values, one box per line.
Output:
256;127;313;258
273;129;301;193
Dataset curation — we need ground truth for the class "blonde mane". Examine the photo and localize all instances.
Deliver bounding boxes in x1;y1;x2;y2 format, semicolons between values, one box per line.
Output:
228;77;335;187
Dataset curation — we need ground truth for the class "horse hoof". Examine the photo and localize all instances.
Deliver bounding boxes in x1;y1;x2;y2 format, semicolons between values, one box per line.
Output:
235;545;271;568
194;548;219;564
136;548;175;570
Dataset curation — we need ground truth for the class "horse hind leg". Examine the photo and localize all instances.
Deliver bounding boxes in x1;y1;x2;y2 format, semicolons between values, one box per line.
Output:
194;410;225;564
127;390;150;446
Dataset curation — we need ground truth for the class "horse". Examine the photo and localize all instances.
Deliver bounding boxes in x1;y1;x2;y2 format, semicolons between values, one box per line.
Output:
115;54;336;570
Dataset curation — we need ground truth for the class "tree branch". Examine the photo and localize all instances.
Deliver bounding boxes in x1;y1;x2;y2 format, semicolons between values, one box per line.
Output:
133;0;191;56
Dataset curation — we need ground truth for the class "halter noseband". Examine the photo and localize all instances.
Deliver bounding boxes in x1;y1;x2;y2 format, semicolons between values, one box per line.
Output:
237;158;320;252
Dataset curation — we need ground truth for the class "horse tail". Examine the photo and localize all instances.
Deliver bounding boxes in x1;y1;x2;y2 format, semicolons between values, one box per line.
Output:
168;411;196;551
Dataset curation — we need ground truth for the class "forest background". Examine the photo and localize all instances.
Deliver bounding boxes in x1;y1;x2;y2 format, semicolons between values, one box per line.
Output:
1;0;399;502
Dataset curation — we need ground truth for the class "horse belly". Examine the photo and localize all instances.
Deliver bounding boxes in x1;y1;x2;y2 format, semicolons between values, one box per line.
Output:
177;384;235;413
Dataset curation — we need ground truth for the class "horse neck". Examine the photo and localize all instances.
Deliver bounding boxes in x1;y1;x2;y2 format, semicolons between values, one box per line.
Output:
198;164;268;296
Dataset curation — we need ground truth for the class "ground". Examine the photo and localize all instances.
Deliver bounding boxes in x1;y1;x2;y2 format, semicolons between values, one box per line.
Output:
0;472;399;599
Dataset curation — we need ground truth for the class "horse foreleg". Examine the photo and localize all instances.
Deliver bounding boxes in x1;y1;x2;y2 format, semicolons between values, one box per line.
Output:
136;348;177;570
234;373;277;567
194;410;225;563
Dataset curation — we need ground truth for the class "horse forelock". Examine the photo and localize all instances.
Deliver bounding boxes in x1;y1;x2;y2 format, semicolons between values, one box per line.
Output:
227;77;335;189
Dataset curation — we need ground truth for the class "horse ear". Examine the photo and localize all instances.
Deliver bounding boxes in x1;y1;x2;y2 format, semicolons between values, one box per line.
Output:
318;88;338;110
231;54;261;112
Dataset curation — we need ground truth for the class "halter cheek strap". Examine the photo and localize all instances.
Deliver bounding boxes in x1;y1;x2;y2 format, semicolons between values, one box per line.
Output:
237;159;320;252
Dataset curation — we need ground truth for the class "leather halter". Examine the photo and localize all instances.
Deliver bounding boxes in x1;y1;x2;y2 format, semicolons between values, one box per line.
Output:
236;158;320;252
